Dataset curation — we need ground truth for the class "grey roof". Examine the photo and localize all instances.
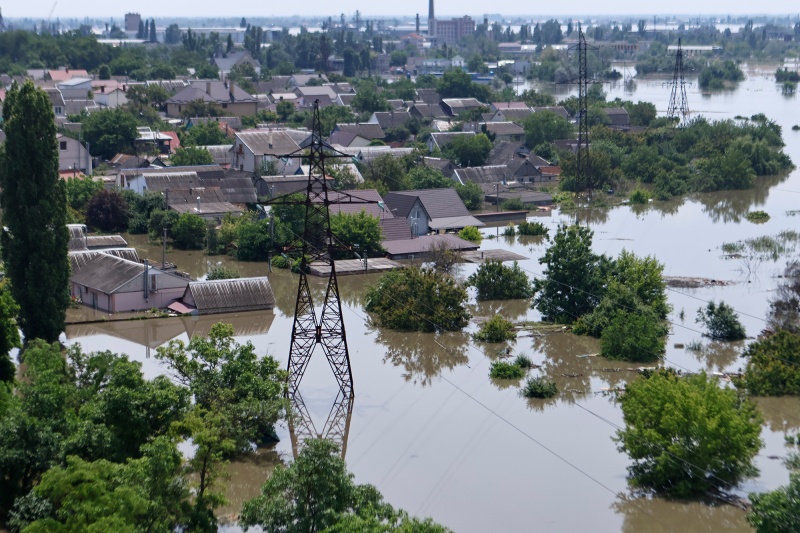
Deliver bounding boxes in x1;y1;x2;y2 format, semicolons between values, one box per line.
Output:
254;76;291;94
382;234;479;257
379;218;413;241
185;277;275;314
337;94;356;106
122;164;226;181
69;249;140;274
333;123;385;140
429;131;474;150
142;173;256;204
197;145;234;166
323;82;355;94
423;157;456;172
372;111;413;130
487;141;530;166
386;188;472;219
327;189;386;218
295;85;338;99
531;106;571;120
428;215;485;230
166;87;215;104
86;235;128;250
235;130;301;156
291;73;329;87
169;81;256;105
44;88;65;108
441;98;485;116
408;103;448;119
67;224;88;251
415;88;441;104
171;202;243;216
381;192;426;219
453;165;510;184
385;99;405;110
213;50;261;72
70;254;148;294
492;108;533;122
257;175;334;197
483;122;525;136
357;146;414;164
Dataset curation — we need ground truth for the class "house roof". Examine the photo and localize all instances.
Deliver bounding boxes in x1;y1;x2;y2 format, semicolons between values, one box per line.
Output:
422;157;455;172
453;165;509;184
87;235;128;250
140;172;256;204
415;88;440;104
70;254;149;294
254;76;291;94
290;73;329;87
482;122;525;136
371;111;412;130
57;77;92;88
385;188;471;219
235;130;301;156
491;108;533;122
408;103;448;119
295;85;338;99
531;106;570;120
122;164;226;181
171;202;243;216
382;234;479;257
491;101;530;111
428;215;485;230
441;98;485;115
357;146;414;164
429;131;474;150
379;218;413;241
185;277;275;313
213;50;260;72
197;145;234;166
69;249;141;273
47;69;89;82
333;123;385;140
44;88;65;107
327;189;386;218
168;81;256;105
338;94;356;106
257;175;334;197
324;82;355;94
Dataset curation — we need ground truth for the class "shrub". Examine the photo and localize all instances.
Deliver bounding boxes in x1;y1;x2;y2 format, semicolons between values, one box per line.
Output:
489;361;525;380
520;376;558;398
629;189;650;204
748;473;800;533
473;315;517;343
739;329;800;396
745;210;770;223
503;223;516;236
458;226;482;244
514;353;534;369
615;369;762;498
467;260;533;300
696;300;746;340
364;267;470;332
206;266;240;281
171;213;206;250
517;220;548;236
85;190;129;232
271;255;290;269
500;197;525;211
600;309;667;363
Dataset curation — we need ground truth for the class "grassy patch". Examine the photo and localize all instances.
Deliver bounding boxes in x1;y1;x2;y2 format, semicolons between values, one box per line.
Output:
721;231;800;261
520;376;558;398
473;315;517;343
514;353;534;369
745;210;770;223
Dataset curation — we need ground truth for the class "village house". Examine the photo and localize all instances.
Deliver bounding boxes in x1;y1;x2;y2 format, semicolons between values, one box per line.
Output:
57;134;92;175
329;123;386;148
166;81;257;118
213;50;261;80
368;110;414;131
168;277;275;315
383;188;484;236
230;130;301;173
427;131;475;152
440;98;485;117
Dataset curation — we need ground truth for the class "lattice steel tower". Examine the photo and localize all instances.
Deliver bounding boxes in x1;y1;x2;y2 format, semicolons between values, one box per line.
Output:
282;101;354;402
575;23;591;195
667;38;690;125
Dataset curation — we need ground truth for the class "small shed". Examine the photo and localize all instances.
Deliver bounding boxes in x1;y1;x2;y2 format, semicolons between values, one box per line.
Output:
173;277;276;315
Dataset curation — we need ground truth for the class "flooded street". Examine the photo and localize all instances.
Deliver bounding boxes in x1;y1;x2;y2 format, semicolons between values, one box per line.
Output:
65;64;800;532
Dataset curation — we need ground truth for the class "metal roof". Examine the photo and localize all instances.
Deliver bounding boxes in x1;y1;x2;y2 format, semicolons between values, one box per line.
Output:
333;123;386;140
71;254;149;294
86;235;128;250
386;188;471;219
186;277;275;314
427;215;485;230
70;249;140;274
235;130;301;156
382;234;479;257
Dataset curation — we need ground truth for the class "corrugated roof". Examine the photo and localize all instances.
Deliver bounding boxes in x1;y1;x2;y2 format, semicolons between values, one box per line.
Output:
387;188;471;219
86;235;128;249
121;165;225;180
187;277;275;314
382;234;479;257
70;249;140;274
453;166;509;184
372;111;412;130
428;215;485;230
429;131;474;150
483;122;525;136
171;202;243;215
71;254;147;294
235;130;301;156
333;123;385;140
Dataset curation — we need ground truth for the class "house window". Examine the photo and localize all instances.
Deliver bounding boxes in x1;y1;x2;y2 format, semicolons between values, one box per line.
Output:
59;141;67;151
54;106;62;115
222;103;228;109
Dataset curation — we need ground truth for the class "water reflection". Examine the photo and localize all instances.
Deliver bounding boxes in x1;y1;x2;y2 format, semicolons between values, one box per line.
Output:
694;173;790;224
217;445;281;521
614;494;750;533
530;331;600;393
686;340;744;372
471;298;531;322
374;329;470;386
288;389;353;459
754;396;800;434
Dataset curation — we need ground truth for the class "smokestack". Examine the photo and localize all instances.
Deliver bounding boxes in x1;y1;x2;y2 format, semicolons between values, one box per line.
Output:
428;0;434;20
229;81;235;102
416;14;420;34
196;196;201;210
206;82;212;95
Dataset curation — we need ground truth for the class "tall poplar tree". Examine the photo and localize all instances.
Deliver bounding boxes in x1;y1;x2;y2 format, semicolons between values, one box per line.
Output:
0;81;70;343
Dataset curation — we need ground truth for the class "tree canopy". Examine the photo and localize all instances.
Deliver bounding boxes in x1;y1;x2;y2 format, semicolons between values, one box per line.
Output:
615;369;762;498
82;108;139;160
442;133;492;168
0;80;70;343
468;260;533;301
739;329;800;396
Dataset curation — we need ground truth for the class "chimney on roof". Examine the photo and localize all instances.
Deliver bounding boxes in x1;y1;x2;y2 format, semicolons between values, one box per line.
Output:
229;81;235;102
100;85;105;93
196;196;201;210
268;131;273;149
122;84;126;92
206;82;212;95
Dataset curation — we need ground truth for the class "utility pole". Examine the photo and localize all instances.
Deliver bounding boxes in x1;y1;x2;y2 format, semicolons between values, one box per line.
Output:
667;38;690;125
496;182;500;212
162;227;167;269
576;23;591;199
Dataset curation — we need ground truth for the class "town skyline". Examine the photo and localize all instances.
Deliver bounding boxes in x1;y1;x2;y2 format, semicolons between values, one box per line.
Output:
2;0;798;21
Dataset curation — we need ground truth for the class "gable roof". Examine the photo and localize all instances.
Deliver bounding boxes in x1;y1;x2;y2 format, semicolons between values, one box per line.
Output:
333;123;385;140
441;98;485;116
327;189;386;218
487;141;530;166
290;73;329;87
453;165;509;184
70;254;149;294
184;277;275;314
213;50;260;72
234;130;301;157
408;103;448;120
491;108;533;122
371;111;413;130
384;188;471;219
415;88;441;104
429;131;474;150
379;218;413;241
168;81;256;105
482;121;525;136
491;101;530;111
531;106;571;120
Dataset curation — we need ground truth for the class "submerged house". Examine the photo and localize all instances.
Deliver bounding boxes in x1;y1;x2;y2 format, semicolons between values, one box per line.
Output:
168;277;276;315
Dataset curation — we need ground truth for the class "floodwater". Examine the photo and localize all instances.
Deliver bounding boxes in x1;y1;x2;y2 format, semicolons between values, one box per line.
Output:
64;65;800;532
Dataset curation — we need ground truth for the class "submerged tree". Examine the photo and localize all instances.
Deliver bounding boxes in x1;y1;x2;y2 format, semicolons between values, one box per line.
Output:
0;81;70;343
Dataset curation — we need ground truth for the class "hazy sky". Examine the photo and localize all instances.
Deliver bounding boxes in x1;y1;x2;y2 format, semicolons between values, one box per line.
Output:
6;0;798;20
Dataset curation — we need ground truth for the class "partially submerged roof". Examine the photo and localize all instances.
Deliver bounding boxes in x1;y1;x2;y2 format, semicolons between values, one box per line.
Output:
382;234;479;257
385;188;473;220
181;277;275;314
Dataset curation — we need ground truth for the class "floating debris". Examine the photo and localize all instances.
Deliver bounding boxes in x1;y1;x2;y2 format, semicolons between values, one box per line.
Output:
663;276;736;288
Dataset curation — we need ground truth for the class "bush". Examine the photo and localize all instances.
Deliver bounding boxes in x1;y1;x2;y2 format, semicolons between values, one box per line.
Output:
206;266;240;281
517;220;548;236
236;219;270;261
364;267;470;332
748;473;800;533
503;223;516;236
458;226;482;244
600;309;667;362
745;210;770;223
629;189;650;204
739;329;800;396
271;255;290;269
500;197;525;211
489;361;525;380
473;315;516;343
514;353;534;369
85;190;129;232
696;301;746;340
520;376;558;398
615;369;762;498
171;213;206;249
467;260;533;300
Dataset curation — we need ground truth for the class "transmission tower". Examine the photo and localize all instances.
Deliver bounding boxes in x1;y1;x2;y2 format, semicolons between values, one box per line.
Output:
575;23;591;196
288;389;353;459
667;38;690;125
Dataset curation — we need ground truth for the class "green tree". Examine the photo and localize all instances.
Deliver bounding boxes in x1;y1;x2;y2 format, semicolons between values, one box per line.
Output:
276;100;295;122
739;329;800;396
437;68;473;98
148;209;179;241
408;166;453;189
458;226;482;244
474;315;516;343
82;108;139;160
615;369;762;498
467;260;533;300
182;121;229;146
696;300;746;340
532;225;608;323
241;439;450;532
599;307;667;362
236;219;270;261
205;266;240;281
454;182;484;210
364;267;470;332
0;81;70;343
319;105;357;137
523;110;574;149
0;282;20;384
361;153;409;192
748;473;800;533
171;213;206;250
443;133;492;167
330;210;384;258
625;101;657;127
85;190;129;232
351;80;391;114
65;176;104;212
170;146;213;166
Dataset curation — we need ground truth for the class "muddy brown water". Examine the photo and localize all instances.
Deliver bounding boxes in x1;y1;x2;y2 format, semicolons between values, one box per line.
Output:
63;65;800;532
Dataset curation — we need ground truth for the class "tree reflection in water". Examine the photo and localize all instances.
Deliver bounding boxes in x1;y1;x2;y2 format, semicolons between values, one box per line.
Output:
754;396;800;434
613;493;748;533
696;172;788;224
686;340;744;372
373;329;470;387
